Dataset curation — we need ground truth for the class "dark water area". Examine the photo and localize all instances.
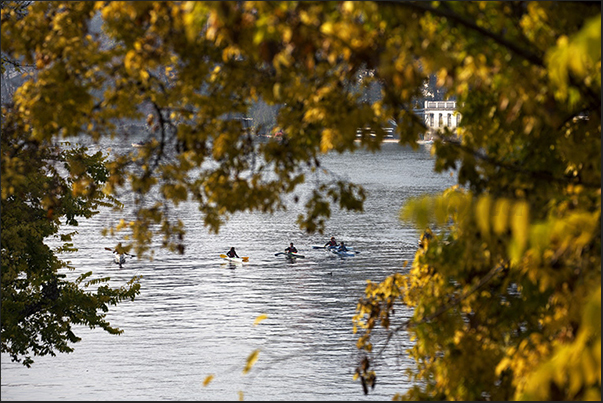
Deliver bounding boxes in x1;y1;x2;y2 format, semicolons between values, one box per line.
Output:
1;141;456;400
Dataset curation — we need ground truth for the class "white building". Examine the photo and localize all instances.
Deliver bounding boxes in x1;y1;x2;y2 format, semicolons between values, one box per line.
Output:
415;100;461;139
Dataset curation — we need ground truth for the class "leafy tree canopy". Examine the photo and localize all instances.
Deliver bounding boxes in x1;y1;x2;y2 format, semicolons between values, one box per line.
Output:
1;1;600;399
2;0;142;368
1;103;141;367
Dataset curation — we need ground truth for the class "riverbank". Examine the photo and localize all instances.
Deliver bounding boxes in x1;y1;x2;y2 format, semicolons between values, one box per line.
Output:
354;138;433;144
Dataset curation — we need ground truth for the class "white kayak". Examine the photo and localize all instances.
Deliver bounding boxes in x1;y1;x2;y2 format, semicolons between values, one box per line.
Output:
220;254;249;264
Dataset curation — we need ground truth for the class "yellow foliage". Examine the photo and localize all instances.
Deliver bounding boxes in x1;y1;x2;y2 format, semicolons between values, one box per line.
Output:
2;1;599;400
518;287;601;400
253;314;268;326
320;128;335;153
546;15;601;103
202;374;214;387
492;198;510;235
475;195;492;235
509;200;529;263
242;349;260;375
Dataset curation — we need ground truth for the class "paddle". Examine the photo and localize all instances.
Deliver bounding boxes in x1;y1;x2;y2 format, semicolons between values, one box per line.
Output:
105;247;135;257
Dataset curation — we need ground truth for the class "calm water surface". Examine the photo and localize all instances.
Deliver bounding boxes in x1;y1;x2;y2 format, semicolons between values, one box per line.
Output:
1;141;456;400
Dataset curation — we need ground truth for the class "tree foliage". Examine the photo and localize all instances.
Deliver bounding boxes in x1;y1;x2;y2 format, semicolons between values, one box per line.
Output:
2;0;143;368
349;2;601;401
1;103;141;367
1;1;600;399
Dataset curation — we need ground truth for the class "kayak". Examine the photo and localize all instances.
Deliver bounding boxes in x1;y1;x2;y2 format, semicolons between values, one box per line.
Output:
105;247;131;267
330;249;356;257
312;244;354;251
220;254;249;263
275;252;305;259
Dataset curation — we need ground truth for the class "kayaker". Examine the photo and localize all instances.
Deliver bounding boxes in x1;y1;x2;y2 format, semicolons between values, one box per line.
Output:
113;251;126;268
337;241;348;252
324;236;337;248
285;243;298;254
227;247;239;258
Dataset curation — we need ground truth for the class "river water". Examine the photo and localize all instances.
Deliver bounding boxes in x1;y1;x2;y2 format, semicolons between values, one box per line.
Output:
1;141;456;400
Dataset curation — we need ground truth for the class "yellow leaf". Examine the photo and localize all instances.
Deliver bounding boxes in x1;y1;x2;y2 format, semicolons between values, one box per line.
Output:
320;21;334;35
320;128;335;153
509;201;529;262
243;349;260;374
273;83;281;100
253;314;268;326
495;357;511;376
476;195;492;235
124;50;136;72
116;218;127;230
202;374;214;386
493;198;510;235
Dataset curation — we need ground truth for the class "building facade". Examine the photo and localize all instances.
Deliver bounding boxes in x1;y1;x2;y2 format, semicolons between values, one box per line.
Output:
415;100;461;139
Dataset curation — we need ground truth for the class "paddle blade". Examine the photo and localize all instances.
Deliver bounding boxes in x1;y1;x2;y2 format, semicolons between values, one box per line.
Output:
242;257;249;262
220;254;227;258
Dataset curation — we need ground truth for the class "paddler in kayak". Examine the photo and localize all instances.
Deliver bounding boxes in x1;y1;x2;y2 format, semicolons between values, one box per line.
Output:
285;243;298;254
337;241;348;252
226;247;239;258
324;236;337;248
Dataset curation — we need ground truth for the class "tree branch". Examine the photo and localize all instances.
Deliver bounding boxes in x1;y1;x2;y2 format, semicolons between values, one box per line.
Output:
403;1;546;68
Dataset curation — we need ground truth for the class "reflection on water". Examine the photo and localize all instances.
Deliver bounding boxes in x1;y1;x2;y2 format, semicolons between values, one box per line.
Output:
1;142;455;401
